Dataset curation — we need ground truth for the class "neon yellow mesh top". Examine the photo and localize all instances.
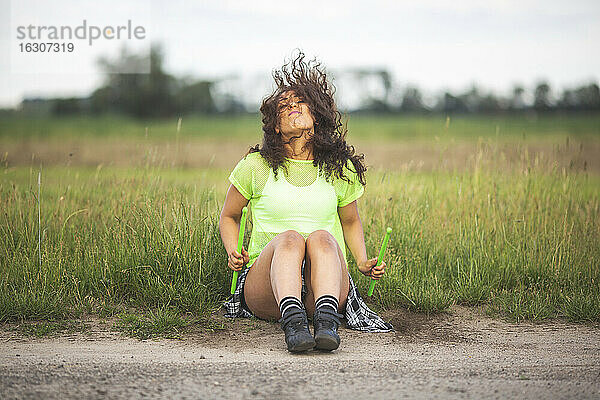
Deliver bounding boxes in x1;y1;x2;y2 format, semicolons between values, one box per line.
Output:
228;151;365;268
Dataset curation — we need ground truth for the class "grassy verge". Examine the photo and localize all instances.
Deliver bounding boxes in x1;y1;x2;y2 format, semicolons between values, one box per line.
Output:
1;113;599;142
113;308;191;340
11;319;90;337
365;167;599;320
0;160;598;328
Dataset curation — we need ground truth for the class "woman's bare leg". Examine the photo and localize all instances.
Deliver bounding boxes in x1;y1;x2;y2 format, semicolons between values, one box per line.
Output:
303;230;350;318
243;230;305;320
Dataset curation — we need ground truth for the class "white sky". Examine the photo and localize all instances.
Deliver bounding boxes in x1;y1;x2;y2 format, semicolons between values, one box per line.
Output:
1;0;599;108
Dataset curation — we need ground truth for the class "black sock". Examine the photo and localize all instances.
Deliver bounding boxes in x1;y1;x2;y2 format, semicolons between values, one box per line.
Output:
279;296;303;319
315;295;339;313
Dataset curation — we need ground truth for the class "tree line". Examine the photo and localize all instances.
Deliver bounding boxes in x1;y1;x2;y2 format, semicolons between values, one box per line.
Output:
18;45;600;118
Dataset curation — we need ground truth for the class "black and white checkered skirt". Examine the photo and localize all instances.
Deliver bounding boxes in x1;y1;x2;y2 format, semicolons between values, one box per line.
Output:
223;260;394;333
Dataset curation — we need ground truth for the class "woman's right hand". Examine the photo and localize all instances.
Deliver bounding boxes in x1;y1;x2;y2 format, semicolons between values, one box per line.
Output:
228;247;249;271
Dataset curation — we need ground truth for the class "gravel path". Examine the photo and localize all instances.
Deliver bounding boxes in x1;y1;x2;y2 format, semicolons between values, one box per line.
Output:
1;307;599;399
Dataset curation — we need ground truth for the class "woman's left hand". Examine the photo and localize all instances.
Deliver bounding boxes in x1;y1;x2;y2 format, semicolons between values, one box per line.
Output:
357;258;387;279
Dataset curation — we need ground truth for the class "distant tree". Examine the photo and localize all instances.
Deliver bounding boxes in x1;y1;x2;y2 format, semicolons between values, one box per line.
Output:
89;86;113;114
460;86;481;112
348;67;394;112
533;81;552;111
377;69;392;105
558;83;600;112
93;44;179;118
20;97;53;116
217;93;247;114
558;88;576;111
478;93;502;113
361;98;392;113
52;97;83;115
400;86;425;112
176;80;217;114
437;92;468;114
573;83;600;111
510;85;526;111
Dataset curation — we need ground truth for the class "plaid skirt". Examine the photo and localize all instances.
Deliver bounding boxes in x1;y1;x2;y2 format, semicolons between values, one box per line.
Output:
223;260;394;333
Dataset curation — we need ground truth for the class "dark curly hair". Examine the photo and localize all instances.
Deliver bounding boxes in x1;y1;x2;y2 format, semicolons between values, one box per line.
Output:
247;50;367;187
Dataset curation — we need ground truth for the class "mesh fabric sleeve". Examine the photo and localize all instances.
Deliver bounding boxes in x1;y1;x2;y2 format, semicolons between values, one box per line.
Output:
338;161;365;207
228;155;253;200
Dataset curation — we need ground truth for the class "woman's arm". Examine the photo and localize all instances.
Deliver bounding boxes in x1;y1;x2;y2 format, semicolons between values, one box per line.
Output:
219;184;250;271
338;200;386;279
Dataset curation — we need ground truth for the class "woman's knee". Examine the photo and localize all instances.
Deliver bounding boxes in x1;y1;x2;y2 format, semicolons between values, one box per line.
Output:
275;230;306;253
306;230;338;253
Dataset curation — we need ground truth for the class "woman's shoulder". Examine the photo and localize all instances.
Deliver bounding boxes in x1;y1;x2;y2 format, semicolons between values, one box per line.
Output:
235;151;270;177
329;159;360;183
240;150;263;161
235;150;260;165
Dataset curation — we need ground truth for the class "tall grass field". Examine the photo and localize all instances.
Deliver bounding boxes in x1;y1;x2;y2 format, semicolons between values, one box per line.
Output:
0;114;599;335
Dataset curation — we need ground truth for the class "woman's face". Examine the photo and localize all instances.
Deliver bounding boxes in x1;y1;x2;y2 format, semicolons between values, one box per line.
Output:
275;91;315;135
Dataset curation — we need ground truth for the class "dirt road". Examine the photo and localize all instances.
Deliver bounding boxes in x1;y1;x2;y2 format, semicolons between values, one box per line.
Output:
1;307;599;399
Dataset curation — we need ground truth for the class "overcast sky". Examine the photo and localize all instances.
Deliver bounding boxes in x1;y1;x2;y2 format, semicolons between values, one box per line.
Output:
1;0;599;108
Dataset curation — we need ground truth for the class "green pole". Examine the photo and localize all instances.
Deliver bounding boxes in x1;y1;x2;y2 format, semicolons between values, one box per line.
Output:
230;206;248;295
367;227;392;297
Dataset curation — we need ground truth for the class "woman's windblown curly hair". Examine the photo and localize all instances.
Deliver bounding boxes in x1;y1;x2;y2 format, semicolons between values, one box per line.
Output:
248;50;367;187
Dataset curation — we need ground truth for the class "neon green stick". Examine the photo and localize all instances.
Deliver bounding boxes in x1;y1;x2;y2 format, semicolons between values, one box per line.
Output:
367;227;392;297
230;206;248;295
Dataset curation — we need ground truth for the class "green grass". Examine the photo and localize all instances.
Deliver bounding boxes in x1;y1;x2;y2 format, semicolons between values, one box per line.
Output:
362;168;600;321
348;113;600;142
1;112;599;329
1;113;599;142
0;155;598;326
0;114;261;141
113;308;190;340
13;319;89;337
0;166;228;327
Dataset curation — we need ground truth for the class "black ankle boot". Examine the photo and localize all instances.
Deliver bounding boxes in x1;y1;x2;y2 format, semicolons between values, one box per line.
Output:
279;309;316;352
313;308;343;351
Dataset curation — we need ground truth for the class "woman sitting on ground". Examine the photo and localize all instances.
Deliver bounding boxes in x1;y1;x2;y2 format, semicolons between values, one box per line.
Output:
220;51;393;353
